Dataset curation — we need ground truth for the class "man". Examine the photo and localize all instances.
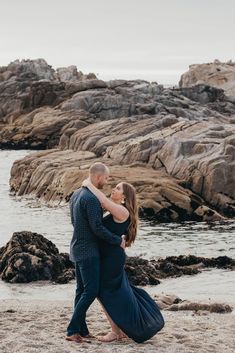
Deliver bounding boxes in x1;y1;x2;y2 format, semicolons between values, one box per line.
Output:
66;162;125;343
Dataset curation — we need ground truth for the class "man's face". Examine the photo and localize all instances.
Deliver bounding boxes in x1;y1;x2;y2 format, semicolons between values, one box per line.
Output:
97;172;109;189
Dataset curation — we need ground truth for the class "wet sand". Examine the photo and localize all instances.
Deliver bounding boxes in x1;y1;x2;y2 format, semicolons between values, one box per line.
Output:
0;299;234;353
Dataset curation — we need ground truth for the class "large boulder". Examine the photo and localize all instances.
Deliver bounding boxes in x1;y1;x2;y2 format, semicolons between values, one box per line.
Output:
179;60;235;97
102;119;235;217
10;149;218;222
0;231;74;283
167;302;233;313
0;107;94;149
0;58;97;126
0;59;76;126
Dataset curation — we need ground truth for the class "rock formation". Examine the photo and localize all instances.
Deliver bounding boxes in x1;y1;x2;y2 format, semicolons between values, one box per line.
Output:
0;59;235;220
179;60;235;97
1;232;234;284
10;150;217;222
166;301;233;313
0;58;97;148
0;231;74;283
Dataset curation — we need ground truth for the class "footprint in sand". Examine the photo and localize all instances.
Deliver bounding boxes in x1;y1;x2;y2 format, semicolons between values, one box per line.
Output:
174;333;187;340
59;313;67;318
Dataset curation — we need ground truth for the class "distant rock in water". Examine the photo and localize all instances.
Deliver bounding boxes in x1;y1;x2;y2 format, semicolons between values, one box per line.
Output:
158;254;235;271
0;231;74;283
126;253;235;284
125;257;161;285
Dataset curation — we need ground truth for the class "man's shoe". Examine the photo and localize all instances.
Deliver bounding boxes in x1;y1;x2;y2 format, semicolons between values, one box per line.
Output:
65;333;84;343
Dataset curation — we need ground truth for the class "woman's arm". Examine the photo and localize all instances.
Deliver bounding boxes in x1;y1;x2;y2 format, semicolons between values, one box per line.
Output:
82;179;129;222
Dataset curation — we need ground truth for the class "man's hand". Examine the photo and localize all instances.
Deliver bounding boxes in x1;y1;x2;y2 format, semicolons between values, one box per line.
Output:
120;235;126;249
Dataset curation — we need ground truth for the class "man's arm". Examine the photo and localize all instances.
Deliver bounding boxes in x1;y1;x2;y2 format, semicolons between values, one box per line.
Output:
84;196;122;246
69;192;75;226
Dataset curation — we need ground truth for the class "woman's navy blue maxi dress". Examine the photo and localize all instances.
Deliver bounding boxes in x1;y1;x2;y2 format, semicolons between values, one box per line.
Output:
98;214;165;343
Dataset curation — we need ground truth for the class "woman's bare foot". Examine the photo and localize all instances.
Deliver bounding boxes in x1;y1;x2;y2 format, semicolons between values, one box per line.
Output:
97;331;120;342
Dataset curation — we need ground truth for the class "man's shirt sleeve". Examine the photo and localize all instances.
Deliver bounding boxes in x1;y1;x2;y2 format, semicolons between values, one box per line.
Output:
84;197;122;246
69;193;75;226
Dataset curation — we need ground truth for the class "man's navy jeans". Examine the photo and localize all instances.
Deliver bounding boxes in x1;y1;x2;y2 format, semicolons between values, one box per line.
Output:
67;257;100;336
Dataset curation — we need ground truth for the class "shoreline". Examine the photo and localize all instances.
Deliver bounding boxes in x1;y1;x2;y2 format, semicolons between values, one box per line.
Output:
1;268;235;306
0;298;234;353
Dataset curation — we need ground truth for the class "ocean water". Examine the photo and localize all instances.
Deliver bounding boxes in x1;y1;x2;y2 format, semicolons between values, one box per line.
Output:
0;150;235;304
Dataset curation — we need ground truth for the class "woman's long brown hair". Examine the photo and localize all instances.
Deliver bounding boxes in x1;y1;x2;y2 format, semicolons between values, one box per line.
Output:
122;182;138;247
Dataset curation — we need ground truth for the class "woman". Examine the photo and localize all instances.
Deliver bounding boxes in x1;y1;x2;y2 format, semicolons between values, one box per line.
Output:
82;179;165;343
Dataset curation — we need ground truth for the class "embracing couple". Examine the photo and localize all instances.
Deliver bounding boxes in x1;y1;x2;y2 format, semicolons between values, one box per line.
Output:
66;162;164;344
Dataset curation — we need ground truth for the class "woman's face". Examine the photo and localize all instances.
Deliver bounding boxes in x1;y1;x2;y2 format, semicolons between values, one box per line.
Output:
111;183;125;203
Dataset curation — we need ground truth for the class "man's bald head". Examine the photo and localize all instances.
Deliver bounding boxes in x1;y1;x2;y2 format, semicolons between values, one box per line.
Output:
89;162;109;176
89;162;110;189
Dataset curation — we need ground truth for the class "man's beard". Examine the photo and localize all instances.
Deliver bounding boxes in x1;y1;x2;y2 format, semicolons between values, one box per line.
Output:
97;182;104;189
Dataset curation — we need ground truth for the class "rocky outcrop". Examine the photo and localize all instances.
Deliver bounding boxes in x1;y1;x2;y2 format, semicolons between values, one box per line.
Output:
125;257;161;285
10;149;221;222
179;60;235;97
0;232;162;284
166;301;233;313
0;231;74;283
22;107;233;217
55;65;96;83
8;101;235;218
60;80;164;121
2;60;234;151
101;118;235;217
0;58;96;85
127;254;235;285
0;107;94;149
0;59;97;144
157;254;235;271
154;294;182;310
1;233;234;284
154;293;233;313
10;117;234;220
1;59;235;220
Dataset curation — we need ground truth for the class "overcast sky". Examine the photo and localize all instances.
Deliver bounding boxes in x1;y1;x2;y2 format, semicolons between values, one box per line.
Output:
1;0;235;84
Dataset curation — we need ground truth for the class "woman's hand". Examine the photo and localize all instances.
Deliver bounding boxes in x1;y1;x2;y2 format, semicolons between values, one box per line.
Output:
82;178;91;188
120;236;126;249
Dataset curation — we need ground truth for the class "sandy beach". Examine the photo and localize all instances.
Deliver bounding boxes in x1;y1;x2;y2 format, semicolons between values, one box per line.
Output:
0;298;234;353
